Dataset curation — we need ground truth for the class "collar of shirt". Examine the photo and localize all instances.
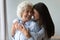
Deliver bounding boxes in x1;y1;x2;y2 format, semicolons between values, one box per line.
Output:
19;19;31;26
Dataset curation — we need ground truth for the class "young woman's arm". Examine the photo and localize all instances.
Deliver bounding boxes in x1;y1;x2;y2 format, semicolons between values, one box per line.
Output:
26;22;45;40
29;27;45;40
25;23;45;40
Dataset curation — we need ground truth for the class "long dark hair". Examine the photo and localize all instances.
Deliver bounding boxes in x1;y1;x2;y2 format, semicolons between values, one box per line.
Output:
33;2;55;38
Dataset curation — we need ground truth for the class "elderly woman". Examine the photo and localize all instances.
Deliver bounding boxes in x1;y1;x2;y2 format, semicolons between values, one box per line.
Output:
11;1;42;40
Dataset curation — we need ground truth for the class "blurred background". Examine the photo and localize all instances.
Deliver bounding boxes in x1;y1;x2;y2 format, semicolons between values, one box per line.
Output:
0;0;60;40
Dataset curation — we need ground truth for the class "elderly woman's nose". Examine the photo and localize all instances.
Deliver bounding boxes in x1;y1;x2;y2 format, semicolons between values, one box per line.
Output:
28;12;31;15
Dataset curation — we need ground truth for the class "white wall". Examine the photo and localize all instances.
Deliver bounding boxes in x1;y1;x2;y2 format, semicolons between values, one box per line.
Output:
6;0;60;40
0;8;1;40
0;0;6;40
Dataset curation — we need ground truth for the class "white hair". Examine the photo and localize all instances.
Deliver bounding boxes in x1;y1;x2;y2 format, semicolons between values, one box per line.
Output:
17;1;33;18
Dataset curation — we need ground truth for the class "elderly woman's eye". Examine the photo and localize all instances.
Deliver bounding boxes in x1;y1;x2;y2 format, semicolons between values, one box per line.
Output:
27;11;29;13
30;11;33;14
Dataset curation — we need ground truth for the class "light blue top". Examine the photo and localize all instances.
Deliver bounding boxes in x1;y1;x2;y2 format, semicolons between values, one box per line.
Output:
12;18;45;40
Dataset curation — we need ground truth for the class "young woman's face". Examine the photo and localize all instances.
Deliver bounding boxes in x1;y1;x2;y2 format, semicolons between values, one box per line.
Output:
33;9;40;20
22;6;33;22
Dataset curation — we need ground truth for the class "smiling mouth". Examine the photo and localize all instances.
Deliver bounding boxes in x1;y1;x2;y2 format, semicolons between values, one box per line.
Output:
26;16;30;18
25;16;31;19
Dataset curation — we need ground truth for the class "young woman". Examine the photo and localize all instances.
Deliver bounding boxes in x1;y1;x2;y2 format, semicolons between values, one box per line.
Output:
33;2;55;40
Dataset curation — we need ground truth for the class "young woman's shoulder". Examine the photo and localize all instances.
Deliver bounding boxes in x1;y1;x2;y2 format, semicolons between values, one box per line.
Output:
29;19;37;25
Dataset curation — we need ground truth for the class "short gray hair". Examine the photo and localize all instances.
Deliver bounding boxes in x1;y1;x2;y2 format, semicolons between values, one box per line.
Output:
17;1;33;18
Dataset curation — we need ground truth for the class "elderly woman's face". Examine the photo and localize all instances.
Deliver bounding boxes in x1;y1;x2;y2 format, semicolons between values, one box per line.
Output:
21;6;33;22
33;9;40;20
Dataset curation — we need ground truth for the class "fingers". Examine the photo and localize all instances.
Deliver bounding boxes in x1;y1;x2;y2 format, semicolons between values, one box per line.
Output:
18;24;25;29
20;24;29;32
18;24;24;31
14;21;18;29
21;24;25;29
18;24;29;33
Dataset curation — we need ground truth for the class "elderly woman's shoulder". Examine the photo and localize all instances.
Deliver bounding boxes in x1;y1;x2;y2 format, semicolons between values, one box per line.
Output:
12;18;19;23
